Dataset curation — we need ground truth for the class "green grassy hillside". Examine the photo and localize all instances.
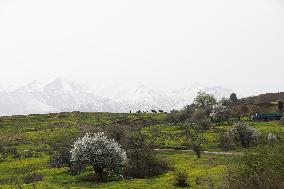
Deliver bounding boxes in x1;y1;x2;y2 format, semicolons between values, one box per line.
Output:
0;112;283;188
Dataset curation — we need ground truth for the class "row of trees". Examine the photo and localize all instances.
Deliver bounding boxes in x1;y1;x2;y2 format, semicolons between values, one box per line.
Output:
166;91;236;125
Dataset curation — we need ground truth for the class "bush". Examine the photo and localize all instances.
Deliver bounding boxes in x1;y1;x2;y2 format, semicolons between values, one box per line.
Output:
23;173;43;184
49;147;71;168
228;144;284;189
230;122;260;148
70;132;127;180
218;132;234;150
190;109;210;130
123;132;169;178
49;146;85;175
69;163;86;176
174;171;189;187
192;144;202;158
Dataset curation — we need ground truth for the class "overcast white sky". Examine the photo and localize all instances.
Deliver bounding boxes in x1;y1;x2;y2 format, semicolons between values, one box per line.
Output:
0;0;283;96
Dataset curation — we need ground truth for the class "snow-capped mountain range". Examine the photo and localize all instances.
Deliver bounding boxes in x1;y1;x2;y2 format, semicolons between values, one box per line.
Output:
0;78;235;116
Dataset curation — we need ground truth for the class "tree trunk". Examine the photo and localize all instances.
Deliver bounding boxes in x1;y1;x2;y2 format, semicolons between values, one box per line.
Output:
94;166;104;181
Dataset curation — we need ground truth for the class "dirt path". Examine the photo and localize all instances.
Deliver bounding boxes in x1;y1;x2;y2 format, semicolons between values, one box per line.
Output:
154;148;240;156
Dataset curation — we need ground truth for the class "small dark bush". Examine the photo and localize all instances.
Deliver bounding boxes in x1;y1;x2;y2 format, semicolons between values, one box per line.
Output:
49;146;85;175
174;171;189;187
124;158;169;178
23;173;43;184
123;132;170;178
192;144;201;158
69;163;86;176
49;136;85;175
49;147;71;168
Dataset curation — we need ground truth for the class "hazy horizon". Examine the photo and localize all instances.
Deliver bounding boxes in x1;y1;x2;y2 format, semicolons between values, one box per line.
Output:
1;0;284;96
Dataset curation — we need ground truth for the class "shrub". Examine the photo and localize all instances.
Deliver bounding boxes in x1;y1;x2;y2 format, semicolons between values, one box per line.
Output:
49;147;71;168
49;136;85;175
174;171;189;187
70;132;127;180
23;173;43;184
190;108;211;130
123;132;169;178
69;163;86;176
230;122;260;148
218;132;234;150
228;144;284;189
192;144;202;158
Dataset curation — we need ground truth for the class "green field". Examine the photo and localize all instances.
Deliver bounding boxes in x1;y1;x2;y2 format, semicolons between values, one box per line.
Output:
0;112;283;188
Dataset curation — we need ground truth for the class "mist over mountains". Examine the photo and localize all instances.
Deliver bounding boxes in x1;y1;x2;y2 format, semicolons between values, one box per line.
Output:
0;78;235;116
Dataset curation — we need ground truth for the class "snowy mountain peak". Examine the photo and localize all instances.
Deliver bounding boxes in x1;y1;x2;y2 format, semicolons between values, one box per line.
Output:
0;79;236;115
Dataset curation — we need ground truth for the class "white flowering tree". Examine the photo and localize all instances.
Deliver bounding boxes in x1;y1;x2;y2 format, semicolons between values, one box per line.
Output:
210;104;230;124
193;91;217;109
70;132;127;180
230;122;260;148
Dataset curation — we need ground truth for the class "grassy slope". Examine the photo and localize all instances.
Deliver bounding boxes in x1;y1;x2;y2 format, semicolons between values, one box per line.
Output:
0;151;235;189
0;112;283;188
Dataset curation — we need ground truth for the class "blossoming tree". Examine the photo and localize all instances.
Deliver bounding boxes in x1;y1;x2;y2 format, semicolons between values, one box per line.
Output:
70;132;127;180
230;122;260;148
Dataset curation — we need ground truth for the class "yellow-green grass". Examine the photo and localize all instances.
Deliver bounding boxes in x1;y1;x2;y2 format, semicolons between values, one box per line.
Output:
142;121;283;151
0;151;235;189
0;112;283;188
